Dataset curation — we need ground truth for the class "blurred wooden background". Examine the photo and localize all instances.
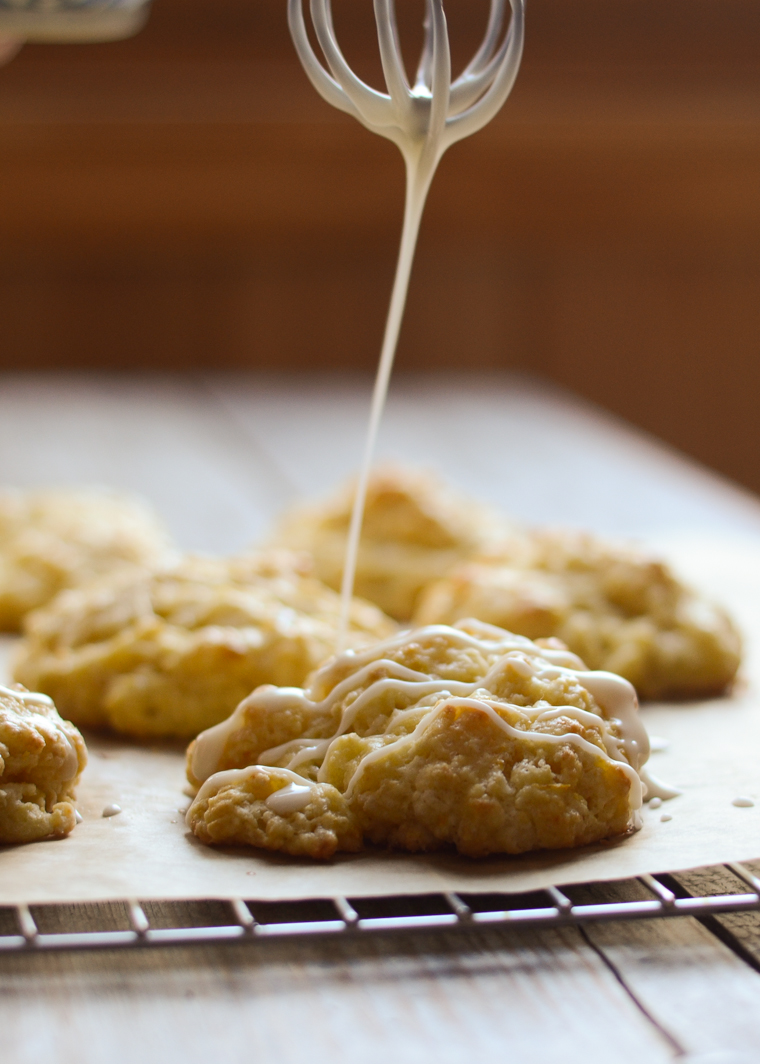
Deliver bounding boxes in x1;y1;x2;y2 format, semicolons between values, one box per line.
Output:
1;0;760;494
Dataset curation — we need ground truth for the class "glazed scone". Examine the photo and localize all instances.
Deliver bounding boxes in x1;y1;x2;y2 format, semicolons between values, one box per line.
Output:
275;466;508;620
186;620;649;859
0;487;173;631
0;683;87;844
12;551;396;741
414;531;741;701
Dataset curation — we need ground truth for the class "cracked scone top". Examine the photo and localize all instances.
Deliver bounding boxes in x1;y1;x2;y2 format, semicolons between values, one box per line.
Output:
0;684;87;844
0;487;173;631
414;531;742;701
275;466;508;621
185;619;649;859
12;550;395;740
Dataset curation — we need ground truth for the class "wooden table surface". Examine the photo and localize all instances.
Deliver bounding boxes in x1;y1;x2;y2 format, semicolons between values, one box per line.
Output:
3;371;760;1064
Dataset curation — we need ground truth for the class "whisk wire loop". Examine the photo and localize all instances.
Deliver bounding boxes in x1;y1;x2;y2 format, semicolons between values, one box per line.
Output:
415;0;435;93
287;0;356;116
443;1;524;145
426;0;451;159
309;0;394;129
465;0;507;78
375;0;411;122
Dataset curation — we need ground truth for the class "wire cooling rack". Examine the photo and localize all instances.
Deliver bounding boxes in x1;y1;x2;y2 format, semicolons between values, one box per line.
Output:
1;862;759;953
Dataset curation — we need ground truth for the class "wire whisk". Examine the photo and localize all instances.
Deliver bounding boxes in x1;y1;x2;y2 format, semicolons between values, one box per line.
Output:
288;0;525;638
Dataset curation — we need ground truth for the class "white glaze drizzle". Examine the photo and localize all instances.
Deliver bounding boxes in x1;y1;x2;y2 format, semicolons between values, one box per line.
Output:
192;623;650;821
266;783;314;815
191;656;438;781
192;627;621;781
59;734;81;782
258;737;331;768
0;683;53;707
190;685;304;782
187;765;317;826
640;768;682;802
191;767;260;812
338;694;643;806
574;672;649;775
334;622;544;671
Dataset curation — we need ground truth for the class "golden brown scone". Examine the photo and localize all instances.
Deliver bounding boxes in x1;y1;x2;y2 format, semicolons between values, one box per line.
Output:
414;530;742;701
186;619;649;859
0;683;87;844
12;551;396;741
0;487;173;631
275;466;508;620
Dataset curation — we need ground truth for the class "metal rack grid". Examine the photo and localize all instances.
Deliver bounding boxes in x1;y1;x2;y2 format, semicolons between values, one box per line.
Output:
2;861;759;953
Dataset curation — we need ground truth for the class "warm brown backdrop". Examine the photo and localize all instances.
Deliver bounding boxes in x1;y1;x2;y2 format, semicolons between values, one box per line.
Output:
1;0;760;494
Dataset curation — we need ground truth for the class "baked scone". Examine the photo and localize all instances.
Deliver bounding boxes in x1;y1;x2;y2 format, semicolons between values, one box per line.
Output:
0;683;87;844
0;487;173;631
275;466;508;620
185;619;649;859
414;531;741;701
12;551;396;741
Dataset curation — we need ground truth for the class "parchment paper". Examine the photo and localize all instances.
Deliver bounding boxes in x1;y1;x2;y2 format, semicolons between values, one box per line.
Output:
2;536;759;905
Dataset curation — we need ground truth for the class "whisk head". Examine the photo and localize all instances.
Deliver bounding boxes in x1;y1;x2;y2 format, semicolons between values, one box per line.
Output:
288;0;525;163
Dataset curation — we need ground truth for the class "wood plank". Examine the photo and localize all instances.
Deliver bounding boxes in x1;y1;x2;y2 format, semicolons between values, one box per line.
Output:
569;878;760;1059
0;923;675;1064
207;373;760;541
25;369;760;551
672;864;760;972
0;374;284;552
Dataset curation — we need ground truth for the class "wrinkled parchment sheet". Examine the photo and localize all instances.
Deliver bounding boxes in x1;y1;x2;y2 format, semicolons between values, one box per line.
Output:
2;537;759;905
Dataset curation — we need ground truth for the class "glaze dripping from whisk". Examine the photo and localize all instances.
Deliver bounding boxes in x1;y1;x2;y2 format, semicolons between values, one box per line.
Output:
288;0;525;641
